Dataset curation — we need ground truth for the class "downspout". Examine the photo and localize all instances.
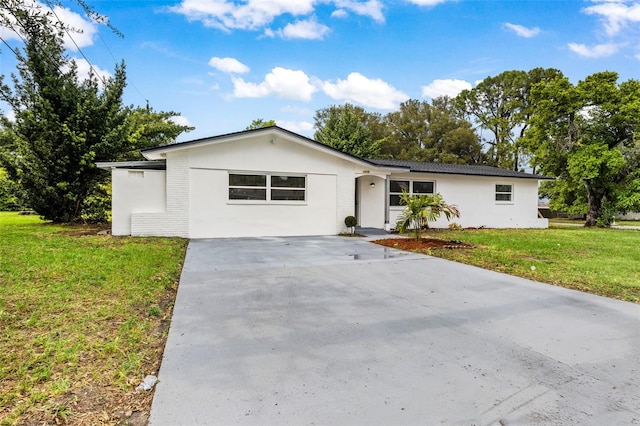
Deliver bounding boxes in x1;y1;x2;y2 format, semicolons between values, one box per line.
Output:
384;176;390;231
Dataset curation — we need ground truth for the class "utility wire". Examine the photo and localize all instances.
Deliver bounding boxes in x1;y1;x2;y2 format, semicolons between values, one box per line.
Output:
0;34;22;59
95;29;148;105
43;0;108;87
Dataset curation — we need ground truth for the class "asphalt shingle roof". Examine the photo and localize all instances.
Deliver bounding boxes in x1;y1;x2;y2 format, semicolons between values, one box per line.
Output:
368;159;550;180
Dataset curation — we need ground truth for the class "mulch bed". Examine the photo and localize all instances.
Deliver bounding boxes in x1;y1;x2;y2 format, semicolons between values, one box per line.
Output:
372;237;475;251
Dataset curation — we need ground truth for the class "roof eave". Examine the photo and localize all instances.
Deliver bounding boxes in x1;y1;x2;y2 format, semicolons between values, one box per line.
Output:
141;126;405;172
96;160;167;170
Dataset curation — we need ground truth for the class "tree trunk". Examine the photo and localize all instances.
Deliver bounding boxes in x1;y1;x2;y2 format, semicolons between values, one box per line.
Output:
584;185;603;227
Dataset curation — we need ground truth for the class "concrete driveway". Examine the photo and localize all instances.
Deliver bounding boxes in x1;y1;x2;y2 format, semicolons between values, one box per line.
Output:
149;236;640;425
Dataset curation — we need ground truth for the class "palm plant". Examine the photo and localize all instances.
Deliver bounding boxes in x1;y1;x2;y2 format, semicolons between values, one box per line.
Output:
395;191;460;241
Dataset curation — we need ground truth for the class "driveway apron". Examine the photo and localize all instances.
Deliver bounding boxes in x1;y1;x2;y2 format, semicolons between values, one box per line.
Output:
149;236;640;425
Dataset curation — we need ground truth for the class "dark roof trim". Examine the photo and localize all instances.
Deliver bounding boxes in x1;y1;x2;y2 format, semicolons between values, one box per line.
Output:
96;160;167;170
368;159;552;180
142;125;387;168
137;127;550;180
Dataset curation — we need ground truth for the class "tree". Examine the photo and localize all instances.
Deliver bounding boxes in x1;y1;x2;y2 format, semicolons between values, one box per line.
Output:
0;2;192;222
314;103;382;158
382;97;483;164
395;192;460;241
0;167;26;210
245;119;276;130
525;71;640;226
456;68;563;170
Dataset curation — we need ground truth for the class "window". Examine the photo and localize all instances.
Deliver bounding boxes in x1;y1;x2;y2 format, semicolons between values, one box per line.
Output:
495;184;513;202
271;175;305;201
229;173;306;202
390;180;435;206
229;174;267;200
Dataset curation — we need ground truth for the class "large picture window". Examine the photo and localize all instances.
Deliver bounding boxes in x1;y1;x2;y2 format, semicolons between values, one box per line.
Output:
390;180;435;206
495;184;513;202
229;173;306;202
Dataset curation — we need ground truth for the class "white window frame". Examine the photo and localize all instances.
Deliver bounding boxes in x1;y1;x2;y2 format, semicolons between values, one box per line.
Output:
495;183;514;204
228;172;307;204
389;179;436;207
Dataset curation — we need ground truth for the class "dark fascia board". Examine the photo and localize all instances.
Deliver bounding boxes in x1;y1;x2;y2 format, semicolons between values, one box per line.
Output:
96;160;167;170
368;159;553;180
140;126;395;170
136;127;551;180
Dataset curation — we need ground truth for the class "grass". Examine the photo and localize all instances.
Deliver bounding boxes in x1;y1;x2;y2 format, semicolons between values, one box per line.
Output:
0;212;187;425
549;218;640;227
616;220;640;226
416;227;640;303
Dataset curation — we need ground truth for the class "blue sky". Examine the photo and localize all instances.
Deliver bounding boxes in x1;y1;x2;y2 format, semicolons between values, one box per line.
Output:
2;0;640;141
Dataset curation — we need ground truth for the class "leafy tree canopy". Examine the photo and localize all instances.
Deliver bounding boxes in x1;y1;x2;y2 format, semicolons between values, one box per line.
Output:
314;103;382;158
0;1;192;222
245;118;276;130
455;68;563;170
383;97;483;164
525;71;640;226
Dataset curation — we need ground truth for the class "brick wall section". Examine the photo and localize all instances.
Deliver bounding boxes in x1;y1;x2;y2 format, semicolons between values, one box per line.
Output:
131;151;190;237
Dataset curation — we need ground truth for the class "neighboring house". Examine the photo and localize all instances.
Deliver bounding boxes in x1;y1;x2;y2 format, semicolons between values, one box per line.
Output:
97;126;550;238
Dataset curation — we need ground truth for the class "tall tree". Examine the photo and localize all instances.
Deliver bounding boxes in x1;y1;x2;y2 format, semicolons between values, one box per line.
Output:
525;71;640;226
0;1;191;222
382;97;483;164
245;118;276;130
314;103;382;158
456;68;563;170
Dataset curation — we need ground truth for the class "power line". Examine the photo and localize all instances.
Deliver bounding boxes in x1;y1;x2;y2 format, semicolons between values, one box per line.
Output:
95;29;148;104
2;1;150;107
0;34;22;60
43;0;109;87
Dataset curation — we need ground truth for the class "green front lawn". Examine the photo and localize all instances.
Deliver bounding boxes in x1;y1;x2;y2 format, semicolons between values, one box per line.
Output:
0;212;187;425
419;227;640;303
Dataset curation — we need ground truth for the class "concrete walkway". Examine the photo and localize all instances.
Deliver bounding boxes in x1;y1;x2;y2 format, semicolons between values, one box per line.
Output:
149;236;640;425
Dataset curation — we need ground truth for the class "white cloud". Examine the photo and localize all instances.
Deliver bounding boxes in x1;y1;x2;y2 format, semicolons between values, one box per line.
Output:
277;18;330;40
568;42;621;58
208;56;250;74
406;0;451;6
232;67;317;101
322;72;408;109
62;58;112;85
169;0;316;30
52;4;98;50
334;0;384;22
3;109;16;123
503;22;541;38
170;115;194;127
0;0;97;50
331;9;349;18
421;79;472;99
582;0;640;36
276;120;314;133
169;0;385;31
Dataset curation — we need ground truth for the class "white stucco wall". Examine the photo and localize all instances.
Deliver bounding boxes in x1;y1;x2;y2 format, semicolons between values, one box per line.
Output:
386;173;547;229
190;169;337;238
184;133;363;238
111;169;166;236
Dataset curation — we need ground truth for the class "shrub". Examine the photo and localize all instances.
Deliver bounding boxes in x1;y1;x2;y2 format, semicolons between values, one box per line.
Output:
344;215;357;234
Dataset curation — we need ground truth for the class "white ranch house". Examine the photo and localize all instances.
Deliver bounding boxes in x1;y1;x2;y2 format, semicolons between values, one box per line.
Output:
97;126;549;238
